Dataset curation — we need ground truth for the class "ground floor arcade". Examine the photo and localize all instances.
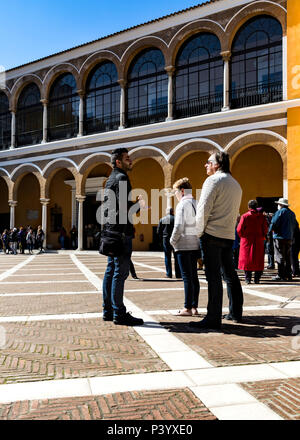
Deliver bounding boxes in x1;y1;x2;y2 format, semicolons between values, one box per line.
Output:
0;142;285;251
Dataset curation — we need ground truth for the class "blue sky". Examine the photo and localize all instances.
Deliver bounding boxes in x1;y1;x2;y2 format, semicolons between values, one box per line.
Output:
0;0;206;71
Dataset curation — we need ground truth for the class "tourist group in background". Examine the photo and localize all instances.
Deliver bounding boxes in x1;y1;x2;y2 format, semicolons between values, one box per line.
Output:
0;225;45;254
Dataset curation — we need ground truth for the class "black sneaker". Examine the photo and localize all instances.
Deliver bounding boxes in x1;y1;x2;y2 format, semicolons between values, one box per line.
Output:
223;314;243;323
103;313;113;321
113;312;144;326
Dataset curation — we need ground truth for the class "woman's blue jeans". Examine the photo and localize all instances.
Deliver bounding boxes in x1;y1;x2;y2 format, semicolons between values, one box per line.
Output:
102;237;132;319
176;250;200;309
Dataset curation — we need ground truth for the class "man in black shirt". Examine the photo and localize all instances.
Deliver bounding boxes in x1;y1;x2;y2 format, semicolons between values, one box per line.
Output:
102;148;144;326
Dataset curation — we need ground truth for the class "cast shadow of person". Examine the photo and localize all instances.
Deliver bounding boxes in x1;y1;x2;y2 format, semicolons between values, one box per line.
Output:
158;314;300;339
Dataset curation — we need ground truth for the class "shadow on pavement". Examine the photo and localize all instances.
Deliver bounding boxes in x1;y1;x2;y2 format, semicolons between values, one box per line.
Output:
157;315;300;338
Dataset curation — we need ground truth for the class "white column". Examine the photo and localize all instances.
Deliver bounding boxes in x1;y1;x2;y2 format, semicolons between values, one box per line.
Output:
163;188;174;211
8;200;17;229
282;35;287;101
118;79;126;130
41;99;48;143
40;198;50;248
77;90;85;137
76;196;86;251
165;66;175;122
221;51;231;112
10;110;16;149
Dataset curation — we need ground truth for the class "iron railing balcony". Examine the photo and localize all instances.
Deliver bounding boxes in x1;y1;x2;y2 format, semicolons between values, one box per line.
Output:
16;128;43;147
174;92;223;119
48;121;79;142
0;132;11;150
126;103;168;128
85;113;120;134
230;82;282;109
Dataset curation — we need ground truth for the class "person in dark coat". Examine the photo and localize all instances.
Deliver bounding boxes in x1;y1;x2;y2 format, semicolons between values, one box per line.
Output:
157;208;181;279
101;148;144;326
269;198;297;281
237;200;268;284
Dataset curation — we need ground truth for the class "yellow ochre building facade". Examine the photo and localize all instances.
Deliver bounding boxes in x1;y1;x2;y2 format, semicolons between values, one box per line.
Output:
0;0;299;251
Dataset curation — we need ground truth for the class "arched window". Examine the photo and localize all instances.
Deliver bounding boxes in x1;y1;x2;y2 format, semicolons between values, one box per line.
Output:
175;33;223;118
127;49;168;127
230;15;283;108
16;84;43;147
0;93;11;150
48;73;79;141
85;62;120;134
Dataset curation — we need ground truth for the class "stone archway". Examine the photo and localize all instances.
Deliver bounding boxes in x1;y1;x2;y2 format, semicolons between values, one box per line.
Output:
231;144;284;215
130;157;165;251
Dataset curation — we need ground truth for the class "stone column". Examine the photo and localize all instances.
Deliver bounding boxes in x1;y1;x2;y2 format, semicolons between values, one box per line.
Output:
118;79;126;129
8;200;17;229
76;195;86;251
41;99;48;143
165;66;175;121
40;198;50;248
164;188;174;211
221;51;231;111
10;110;16;149
77;90;85;137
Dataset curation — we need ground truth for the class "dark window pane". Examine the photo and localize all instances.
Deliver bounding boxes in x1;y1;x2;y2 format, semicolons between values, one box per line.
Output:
16;83;43;147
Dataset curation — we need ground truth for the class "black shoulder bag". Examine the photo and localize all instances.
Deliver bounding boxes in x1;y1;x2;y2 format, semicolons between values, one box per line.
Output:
99;230;126;257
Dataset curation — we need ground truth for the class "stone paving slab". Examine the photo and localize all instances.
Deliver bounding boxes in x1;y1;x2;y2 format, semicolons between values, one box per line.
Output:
151;309;300;367
0;282;96;294
0;293;101;316
241;378;300;420
0;318;169;384
0;388;216;420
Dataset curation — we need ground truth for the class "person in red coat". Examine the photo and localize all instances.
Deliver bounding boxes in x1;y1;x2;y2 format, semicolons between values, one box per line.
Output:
237;200;269;284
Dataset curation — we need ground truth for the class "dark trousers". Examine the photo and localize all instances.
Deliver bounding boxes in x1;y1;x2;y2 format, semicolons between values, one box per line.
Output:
102;237;132;319
129;260;137;277
245;271;263;283
163;237;181;278
176;250;199;309
291;242;300;276
201;233;244;324
274;239;293;279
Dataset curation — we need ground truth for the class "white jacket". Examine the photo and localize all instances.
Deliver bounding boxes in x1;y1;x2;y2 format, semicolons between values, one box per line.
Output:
170;195;200;251
196;171;242;240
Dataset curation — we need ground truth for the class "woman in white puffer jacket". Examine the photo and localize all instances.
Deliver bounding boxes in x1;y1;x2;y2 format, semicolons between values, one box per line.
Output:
170;178;200;316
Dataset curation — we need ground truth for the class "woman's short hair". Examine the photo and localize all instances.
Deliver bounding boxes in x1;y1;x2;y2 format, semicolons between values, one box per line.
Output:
173;177;192;191
248;199;258;210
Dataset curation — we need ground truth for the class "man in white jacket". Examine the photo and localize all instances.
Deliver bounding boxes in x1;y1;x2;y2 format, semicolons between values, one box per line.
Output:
190;152;244;330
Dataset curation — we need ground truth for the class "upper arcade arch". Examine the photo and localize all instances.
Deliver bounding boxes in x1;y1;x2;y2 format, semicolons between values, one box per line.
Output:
79;52;122;92
120;37;169;80
225;1;286;52
169;20;226;67
10;75;43;112
42;64;80;100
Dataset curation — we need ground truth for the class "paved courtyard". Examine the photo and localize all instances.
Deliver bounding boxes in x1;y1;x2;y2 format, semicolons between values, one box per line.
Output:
0;251;299;421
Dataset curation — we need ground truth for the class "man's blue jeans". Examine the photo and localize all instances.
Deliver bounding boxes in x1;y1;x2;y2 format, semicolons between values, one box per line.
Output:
102;237;132;319
176;250;199;309
201;233;243;324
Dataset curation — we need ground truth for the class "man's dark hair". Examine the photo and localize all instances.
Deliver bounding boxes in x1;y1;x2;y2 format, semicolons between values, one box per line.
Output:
111;148;129;168
215;152;231;173
248;199;258;210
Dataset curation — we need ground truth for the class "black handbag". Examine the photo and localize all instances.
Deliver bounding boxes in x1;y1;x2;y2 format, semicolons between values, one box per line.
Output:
99;229;126;257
